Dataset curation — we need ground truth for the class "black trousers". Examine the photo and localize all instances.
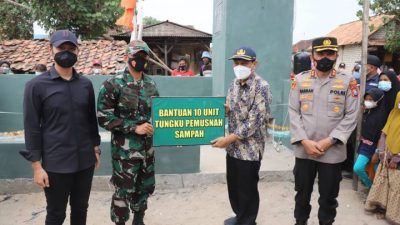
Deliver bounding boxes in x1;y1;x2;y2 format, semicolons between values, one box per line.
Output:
226;154;261;225
293;158;342;224
44;166;95;225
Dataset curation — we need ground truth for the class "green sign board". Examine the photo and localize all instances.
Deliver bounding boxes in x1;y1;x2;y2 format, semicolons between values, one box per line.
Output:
152;97;226;146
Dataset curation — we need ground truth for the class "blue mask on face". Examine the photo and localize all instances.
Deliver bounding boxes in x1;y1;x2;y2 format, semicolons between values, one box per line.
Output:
352;71;360;79
378;81;392;92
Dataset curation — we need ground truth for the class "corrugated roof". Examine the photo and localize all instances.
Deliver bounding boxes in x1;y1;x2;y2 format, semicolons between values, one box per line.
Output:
327;15;395;46
114;20;212;38
0;39;128;74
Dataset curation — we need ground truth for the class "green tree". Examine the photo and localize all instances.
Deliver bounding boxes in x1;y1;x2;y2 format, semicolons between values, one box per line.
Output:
30;0;123;39
357;0;400;52
0;0;33;40
143;16;161;26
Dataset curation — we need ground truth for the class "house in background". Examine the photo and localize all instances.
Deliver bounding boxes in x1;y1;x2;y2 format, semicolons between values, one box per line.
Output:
112;20;212;75
0;20;212;76
0;39;127;75
292;39;312;54
327;15;399;73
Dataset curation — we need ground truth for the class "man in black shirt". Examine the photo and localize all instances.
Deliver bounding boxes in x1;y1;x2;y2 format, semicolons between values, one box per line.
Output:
21;30;101;225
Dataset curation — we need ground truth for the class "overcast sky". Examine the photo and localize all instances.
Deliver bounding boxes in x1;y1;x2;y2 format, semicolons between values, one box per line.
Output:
34;0;362;44
142;0;361;44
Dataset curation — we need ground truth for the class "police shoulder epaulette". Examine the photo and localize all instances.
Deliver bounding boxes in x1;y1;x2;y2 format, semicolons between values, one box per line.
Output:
295;70;311;80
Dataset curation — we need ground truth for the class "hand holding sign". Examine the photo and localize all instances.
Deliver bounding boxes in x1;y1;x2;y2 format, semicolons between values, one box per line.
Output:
135;123;153;136
211;134;239;149
211;137;228;148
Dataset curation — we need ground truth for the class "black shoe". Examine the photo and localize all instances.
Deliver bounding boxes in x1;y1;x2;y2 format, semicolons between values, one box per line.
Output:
133;211;145;225
342;171;353;179
224;216;237;225
295;220;307;225
319;220;333;225
116;223;125;225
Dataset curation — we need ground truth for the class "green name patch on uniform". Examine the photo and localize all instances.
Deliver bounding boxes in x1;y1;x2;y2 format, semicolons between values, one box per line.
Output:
152;97;226;146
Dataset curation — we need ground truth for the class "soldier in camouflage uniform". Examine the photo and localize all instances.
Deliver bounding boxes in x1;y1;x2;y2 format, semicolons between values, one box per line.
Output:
97;40;159;225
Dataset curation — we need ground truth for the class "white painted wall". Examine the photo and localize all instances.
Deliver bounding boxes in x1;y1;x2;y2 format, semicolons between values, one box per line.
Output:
336;44;362;74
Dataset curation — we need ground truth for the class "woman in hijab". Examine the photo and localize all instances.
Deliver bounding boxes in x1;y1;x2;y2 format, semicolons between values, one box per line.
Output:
353;88;386;188
365;92;400;224
378;70;400;120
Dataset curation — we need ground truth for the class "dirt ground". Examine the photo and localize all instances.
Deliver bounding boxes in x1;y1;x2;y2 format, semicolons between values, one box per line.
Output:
0;180;389;225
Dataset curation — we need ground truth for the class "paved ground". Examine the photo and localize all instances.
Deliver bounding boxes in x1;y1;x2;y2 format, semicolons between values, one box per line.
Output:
0;180;387;225
201;141;294;173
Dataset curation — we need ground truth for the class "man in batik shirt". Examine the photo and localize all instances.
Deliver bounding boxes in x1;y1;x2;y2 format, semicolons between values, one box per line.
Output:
212;46;272;225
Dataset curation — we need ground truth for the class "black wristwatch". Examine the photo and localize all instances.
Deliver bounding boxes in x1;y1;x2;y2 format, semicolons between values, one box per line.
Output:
330;137;338;145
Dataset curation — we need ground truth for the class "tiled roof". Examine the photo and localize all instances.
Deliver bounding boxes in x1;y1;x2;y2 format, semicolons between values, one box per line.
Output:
292;39;312;53
0;39;128;74
327;15;395;46
113;20;212;39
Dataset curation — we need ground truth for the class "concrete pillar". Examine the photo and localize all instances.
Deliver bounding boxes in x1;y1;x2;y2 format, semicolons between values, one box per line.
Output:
212;0;294;124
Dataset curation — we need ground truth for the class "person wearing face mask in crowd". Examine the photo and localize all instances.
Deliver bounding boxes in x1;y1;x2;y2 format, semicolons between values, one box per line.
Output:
365;55;382;92
212;46;272;225
91;59;103;75
97;40;159;225
0;60;13;74
289;37;359;225
34;64;47;75
200;51;212;77
378;70;400;120
171;57;195;76
352;64;361;85
21;30;101;225
365;92;400;225
353;88;386;189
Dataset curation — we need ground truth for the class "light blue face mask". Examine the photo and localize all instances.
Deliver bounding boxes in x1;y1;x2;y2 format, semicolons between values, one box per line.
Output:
378;81;392;92
352;71;360;80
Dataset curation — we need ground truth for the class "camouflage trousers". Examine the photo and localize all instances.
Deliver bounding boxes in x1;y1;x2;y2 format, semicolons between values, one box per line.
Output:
110;155;155;223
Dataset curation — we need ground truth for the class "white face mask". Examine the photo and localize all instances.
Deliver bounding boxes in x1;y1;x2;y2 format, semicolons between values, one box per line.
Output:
35;71;42;75
364;100;377;109
93;68;101;74
1;67;10;74
233;65;252;80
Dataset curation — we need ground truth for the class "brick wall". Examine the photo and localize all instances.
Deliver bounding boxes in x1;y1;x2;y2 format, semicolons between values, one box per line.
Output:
336;44;362;74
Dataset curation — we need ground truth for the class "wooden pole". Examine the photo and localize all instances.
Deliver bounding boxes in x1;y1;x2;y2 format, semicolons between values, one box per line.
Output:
164;41;168;75
148;58;172;73
353;0;370;191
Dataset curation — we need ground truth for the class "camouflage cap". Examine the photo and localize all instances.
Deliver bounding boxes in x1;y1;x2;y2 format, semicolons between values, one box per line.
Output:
126;40;150;56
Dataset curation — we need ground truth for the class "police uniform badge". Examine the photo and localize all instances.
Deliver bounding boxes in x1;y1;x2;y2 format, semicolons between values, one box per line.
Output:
349;80;359;97
291;74;297;90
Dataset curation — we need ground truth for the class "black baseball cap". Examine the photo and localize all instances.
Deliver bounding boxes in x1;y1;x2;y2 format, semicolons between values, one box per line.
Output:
50;30;78;47
367;55;381;68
